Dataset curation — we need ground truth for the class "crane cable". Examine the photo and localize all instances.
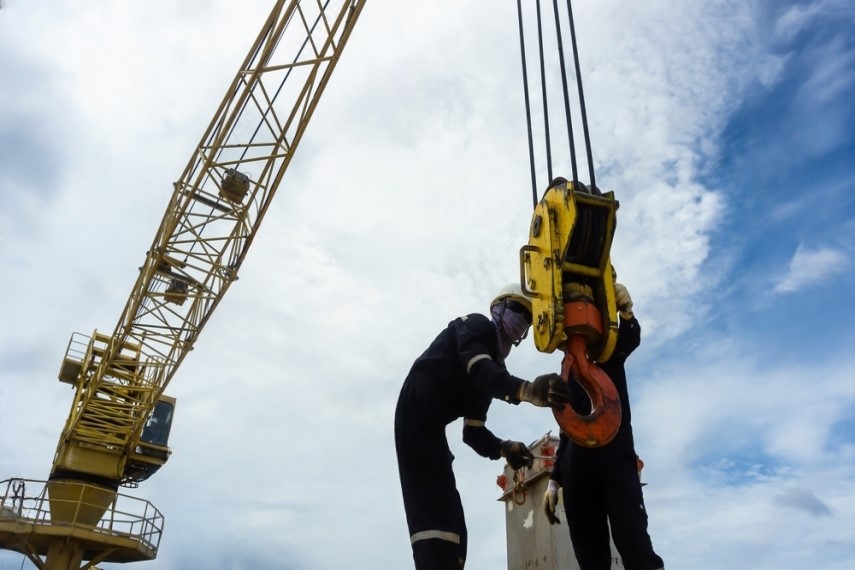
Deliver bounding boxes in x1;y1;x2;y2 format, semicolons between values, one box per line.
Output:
515;1;622;448
515;0;538;208
134;2;335;326
516;0;597;208
163;2;328;275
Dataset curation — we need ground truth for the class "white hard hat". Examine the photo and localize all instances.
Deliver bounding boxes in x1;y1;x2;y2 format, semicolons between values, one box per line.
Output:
490;282;533;317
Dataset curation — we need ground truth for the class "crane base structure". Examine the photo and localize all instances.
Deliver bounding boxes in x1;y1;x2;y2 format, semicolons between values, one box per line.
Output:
0;478;163;569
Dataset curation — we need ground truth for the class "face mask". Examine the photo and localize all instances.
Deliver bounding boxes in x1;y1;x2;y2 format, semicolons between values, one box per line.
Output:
491;303;531;359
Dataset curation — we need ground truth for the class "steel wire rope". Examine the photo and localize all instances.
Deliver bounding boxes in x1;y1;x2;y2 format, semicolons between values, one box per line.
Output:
184;1;316;254
565;0;596;190
514;0;598;198
534;0;553;185
564;0;602;267
159;3;336;361
516;0;538;208
551;0;578;188
235;0;334;165
128;9;280;327
117;1;315;400
133;2;330;328
189;1;331;280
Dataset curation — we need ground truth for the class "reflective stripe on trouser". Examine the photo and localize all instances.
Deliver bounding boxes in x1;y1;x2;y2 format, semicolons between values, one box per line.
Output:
411;530;465;569
395;380;468;569
411;530;461;545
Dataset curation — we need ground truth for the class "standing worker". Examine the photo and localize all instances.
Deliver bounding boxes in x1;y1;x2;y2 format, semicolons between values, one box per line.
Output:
395;283;572;569
543;281;665;570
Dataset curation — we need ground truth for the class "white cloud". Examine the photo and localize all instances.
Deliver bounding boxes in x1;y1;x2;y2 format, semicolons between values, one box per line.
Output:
774;244;849;293
631;349;855;569
774;0;852;43
2;1;853;569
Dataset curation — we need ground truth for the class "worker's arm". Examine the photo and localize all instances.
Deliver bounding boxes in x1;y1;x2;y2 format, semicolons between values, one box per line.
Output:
457;314;571;407
462;419;534;469
456;314;525;403
462;400;533;470
462;420;502;459
611;314;641;363
610;283;641;363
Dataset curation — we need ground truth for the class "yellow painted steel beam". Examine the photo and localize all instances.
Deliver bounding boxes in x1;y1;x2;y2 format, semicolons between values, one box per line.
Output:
0;2;367;567
51;0;366;488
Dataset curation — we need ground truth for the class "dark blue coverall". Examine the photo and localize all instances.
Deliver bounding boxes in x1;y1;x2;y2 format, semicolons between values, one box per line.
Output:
395;313;524;569
551;316;664;570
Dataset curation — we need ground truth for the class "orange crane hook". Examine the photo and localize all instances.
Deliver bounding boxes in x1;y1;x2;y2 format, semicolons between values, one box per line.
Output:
552;296;622;447
520;179;624;448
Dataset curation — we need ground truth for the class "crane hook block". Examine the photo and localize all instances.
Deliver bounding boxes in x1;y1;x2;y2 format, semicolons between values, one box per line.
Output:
520;178;620;361
519;177;624;446
554;334;622;447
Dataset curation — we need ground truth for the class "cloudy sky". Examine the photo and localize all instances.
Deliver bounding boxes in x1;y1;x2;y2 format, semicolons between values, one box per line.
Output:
2;0;854;568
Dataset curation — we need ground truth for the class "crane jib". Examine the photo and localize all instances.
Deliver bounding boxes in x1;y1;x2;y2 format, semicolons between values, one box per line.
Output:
0;2;367;568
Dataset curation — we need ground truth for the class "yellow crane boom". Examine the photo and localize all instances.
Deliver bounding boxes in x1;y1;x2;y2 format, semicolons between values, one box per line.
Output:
53;0;364;488
1;1;365;568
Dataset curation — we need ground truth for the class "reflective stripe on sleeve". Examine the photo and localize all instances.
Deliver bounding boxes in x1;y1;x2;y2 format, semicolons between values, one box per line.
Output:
466;353;491;374
463;419;485;427
411;529;461;545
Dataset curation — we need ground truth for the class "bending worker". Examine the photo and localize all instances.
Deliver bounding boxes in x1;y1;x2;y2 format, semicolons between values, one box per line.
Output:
395;283;572;569
543;282;665;570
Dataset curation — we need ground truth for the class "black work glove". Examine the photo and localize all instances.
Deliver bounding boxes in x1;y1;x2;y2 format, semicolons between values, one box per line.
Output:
500;440;534;471
519;373;572;409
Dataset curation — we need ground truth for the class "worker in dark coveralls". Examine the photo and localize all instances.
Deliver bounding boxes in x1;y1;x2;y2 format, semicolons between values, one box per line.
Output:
395;283;573;569
543;282;665;570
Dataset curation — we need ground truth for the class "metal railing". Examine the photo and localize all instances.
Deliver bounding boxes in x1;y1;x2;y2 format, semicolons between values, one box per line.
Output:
0;478;163;555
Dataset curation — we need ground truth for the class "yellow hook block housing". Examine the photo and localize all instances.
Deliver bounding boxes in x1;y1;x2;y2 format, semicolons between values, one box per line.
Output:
520;179;620;362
